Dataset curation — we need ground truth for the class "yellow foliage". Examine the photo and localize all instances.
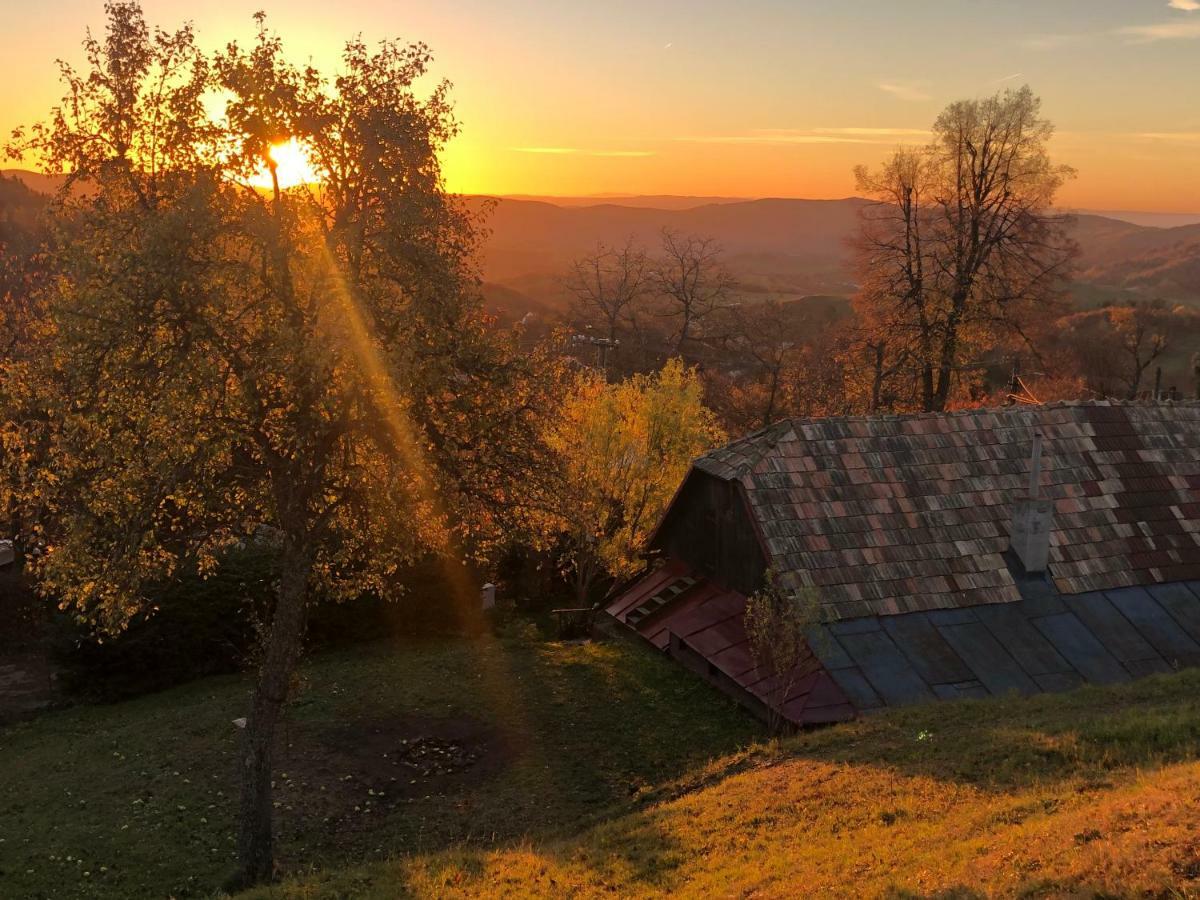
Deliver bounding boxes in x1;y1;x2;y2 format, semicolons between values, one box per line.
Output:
546;359;723;600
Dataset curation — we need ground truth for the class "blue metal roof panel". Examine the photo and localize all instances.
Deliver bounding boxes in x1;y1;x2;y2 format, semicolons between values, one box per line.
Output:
1105;587;1200;667
823;583;1200;713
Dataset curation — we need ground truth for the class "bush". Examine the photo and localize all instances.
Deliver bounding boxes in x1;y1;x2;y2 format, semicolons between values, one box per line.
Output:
46;549;525;700
0;564;42;651
48;544;277;699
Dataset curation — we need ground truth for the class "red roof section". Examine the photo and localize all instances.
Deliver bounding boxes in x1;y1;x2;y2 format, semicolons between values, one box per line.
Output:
606;566;855;727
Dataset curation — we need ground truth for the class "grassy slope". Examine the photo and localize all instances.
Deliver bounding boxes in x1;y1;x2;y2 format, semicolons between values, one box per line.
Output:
259;668;1200;899
5;633;1200;900
0;630;757;898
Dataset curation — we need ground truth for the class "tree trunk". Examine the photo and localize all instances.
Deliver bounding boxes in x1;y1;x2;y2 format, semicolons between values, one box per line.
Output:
930;307;963;412
869;343;886;412
228;542;312;890
762;367;780;428
574;554;594;606
920;362;935;412
674;310;692;355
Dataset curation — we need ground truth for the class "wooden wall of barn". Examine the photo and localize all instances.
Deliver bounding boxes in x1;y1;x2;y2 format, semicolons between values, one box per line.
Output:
653;471;767;595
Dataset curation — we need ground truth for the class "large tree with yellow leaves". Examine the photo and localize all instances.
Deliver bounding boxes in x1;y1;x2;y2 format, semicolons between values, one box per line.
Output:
7;3;552;886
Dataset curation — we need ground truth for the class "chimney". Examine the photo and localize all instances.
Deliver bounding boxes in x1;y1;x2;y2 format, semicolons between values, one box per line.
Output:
1010;431;1053;574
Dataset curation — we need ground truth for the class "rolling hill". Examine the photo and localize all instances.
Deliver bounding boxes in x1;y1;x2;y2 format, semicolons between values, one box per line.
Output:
1072;213;1200;300
470;197;1200;320
6;170;1199;319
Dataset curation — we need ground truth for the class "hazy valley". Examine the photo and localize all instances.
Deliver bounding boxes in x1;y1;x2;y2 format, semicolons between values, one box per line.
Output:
463;193;1200;322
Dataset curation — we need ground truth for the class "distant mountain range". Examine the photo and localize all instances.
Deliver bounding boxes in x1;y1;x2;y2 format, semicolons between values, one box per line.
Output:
495;194;751;210
1064;209;1200;229
1070;214;1200;302
463;195;866;318
502;194;1200;228
467;195;1200;319
5;171;1198;319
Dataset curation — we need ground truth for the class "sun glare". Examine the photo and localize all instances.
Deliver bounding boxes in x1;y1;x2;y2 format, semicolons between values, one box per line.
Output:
255;138;318;189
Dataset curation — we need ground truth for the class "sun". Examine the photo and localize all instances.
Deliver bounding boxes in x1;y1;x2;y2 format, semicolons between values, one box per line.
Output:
254;138;318;189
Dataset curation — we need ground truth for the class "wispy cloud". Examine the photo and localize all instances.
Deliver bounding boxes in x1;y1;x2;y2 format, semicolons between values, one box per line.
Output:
1118;20;1200;41
678;127;928;146
991;72;1024;84
1127;131;1200;142
1051;130;1200;151
1168;0;1200;11
1024;12;1200;49
1020;32;1089;50
510;147;654;158
878;82;931;102
813;127;930;137
680;133;873;145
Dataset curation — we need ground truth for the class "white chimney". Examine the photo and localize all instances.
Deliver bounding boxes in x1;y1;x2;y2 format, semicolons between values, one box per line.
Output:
1010;431;1053;574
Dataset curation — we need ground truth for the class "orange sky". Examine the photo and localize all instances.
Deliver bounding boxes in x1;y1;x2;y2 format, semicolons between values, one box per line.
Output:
4;1;1200;212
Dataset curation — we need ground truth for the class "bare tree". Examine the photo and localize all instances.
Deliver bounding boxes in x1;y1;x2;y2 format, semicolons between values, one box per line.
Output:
743;570;822;734
564;237;649;344
1056;305;1174;399
854;86;1076;412
1112;306;1169;399
722;298;848;428
853;148;929;410
723;300;797;428
652;229;734;354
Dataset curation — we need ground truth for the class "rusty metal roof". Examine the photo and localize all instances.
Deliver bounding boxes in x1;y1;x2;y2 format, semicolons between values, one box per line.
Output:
606;564;855;727
693;401;1200;621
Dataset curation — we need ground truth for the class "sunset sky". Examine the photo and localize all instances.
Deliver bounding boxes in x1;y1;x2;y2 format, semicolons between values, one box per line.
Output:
3;1;1200;212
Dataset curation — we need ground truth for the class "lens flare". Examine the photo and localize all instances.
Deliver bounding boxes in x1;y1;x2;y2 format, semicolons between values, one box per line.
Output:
256;138;318;189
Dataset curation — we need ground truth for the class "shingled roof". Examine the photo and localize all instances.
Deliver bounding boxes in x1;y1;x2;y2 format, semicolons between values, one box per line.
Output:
693;401;1200;622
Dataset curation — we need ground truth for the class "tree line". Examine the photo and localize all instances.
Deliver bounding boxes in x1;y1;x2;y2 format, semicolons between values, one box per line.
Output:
562;87;1200;424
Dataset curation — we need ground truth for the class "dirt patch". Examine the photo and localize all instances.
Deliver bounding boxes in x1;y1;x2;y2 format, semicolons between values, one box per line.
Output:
271;714;511;842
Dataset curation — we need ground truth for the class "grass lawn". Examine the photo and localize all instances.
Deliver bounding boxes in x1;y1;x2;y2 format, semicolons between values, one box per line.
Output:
0;628;758;898
5;630;1200;899
254;665;1200;899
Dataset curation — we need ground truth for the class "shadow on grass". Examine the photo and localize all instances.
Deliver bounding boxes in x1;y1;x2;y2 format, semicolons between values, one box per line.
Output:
15;631;1199;899
241;649;1200;898
0;630;758;900
266;631;760;871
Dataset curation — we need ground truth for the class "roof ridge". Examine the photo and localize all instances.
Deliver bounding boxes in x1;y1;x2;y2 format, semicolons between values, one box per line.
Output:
692;400;1199;483
694;418;795;480
769;399;1200;430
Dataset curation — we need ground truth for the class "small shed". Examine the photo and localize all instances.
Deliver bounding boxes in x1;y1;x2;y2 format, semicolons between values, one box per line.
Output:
605;401;1200;726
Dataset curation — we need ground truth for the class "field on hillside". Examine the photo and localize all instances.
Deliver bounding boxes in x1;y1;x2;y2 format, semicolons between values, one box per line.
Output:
5;631;1200;899
0;630;757;898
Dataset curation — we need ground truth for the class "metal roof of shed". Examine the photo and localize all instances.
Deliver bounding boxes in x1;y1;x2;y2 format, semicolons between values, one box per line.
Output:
607;565;855;727
808;579;1200;709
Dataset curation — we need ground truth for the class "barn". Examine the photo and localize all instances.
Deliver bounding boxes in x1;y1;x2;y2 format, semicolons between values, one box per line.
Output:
604;401;1200;727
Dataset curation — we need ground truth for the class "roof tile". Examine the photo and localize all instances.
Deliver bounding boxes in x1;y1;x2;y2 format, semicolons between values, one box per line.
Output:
693;402;1200;620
